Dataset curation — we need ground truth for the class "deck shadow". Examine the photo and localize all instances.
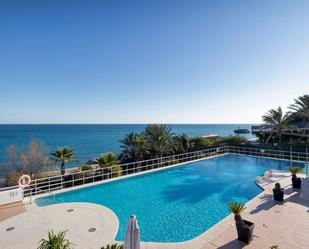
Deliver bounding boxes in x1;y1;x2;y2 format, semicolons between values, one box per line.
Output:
249;194;285;214
215;239;246;249
250;178;309;214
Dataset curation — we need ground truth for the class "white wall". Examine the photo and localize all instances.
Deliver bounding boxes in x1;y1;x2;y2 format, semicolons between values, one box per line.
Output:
0;187;23;205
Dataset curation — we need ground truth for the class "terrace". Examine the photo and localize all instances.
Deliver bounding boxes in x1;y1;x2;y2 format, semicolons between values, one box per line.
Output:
0;146;309;249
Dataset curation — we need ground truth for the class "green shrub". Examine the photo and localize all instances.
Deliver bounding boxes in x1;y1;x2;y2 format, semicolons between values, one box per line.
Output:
189;137;213;151
98;152;118;168
288;166;302;175
215;135;248;146
79;164;93;171
111;165;123;177
37;230;74;249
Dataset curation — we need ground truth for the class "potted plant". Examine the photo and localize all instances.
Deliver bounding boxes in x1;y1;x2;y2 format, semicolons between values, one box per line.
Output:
228;202;254;244
288;166;302;189
37;230;74;249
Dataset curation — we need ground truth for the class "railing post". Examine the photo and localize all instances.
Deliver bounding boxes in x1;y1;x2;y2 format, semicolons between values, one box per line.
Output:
306;148;308;178
290;146;292;166
35;179;37;196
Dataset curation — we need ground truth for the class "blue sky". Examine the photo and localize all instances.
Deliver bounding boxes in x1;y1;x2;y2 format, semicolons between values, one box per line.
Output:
0;0;308;124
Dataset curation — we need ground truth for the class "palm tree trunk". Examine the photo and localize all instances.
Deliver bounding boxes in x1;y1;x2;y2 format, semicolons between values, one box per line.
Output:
61;161;65;175
234;214;245;226
278;131;282;148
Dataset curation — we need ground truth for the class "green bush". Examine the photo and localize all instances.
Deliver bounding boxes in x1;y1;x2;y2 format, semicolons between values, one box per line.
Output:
111;165;123;177
215;135;248;146
288;166;302;175
37;230;74;249
98;152;118;168
79;164;93;171
189;137;213;151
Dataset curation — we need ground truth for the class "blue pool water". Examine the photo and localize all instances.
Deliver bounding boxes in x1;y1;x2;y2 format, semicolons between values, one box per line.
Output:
36;154;304;242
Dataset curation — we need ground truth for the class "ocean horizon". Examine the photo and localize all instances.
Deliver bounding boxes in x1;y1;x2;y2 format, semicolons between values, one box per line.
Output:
0;124;256;171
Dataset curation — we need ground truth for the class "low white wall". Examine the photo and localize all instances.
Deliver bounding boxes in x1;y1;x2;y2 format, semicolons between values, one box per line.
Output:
0;187;23;205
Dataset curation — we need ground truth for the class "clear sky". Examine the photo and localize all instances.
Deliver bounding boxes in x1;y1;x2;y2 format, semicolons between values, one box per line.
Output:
0;0;308;124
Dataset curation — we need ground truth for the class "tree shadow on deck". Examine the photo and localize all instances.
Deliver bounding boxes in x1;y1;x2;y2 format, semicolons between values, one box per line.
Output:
250;178;309;214
249;193;285;215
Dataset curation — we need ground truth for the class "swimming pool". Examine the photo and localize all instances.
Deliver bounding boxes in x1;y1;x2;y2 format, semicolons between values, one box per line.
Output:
36;154;305;242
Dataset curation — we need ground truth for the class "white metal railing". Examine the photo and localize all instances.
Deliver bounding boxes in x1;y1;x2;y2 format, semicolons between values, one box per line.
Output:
226;146;309;163
30;187;55;203
23;146;227;197
3;145;309;198
226;145;309;178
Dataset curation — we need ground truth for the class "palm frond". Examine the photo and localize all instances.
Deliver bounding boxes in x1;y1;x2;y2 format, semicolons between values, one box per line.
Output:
227;202;246;215
288;166;302;175
37;230;74;249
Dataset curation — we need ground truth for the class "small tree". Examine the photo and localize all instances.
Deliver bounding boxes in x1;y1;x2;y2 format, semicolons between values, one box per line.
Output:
4;140;51;186
98;152;118;167
50;147;78;175
288;166;302;178
98;152;121;178
37;230;74;249
228;202;246;226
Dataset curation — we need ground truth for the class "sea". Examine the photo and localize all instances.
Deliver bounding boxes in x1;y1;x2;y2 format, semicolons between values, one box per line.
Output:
0;124;255;173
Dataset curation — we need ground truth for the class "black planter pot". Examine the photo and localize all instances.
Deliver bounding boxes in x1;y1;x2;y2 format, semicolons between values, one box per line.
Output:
292;177;301;189
273;188;284;202
236;220;254;244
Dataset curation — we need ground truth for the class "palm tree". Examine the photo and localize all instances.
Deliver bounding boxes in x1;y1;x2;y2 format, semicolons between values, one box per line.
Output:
173;134;193;154
288;166;302;178
98;152;118;167
37;230;73;249
97;152;120;178
262;107;290;146
119;132;148;163
143;124;174;158
289;94;309;121
227;202;246;226
50;147;78;175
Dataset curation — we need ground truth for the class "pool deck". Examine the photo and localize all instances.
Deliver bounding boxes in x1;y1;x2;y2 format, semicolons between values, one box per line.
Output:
0;173;309;249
